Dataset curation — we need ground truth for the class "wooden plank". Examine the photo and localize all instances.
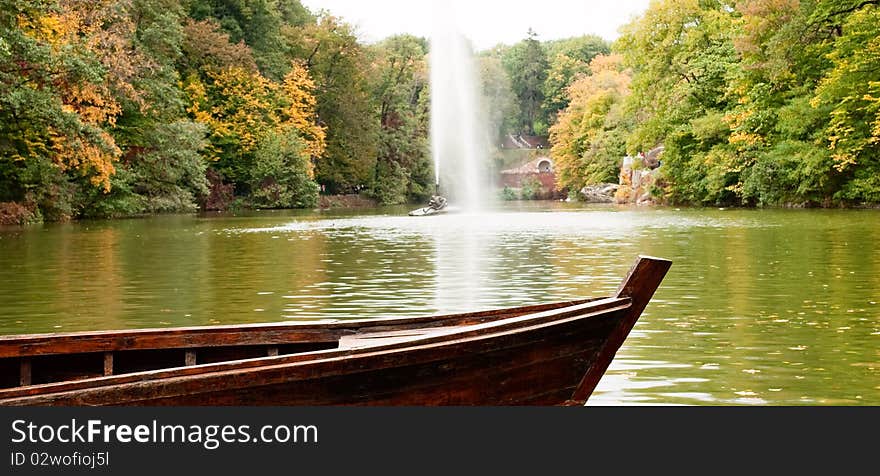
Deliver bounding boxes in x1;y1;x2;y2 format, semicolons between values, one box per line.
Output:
19;359;31;387
104;352;113;376
0;298;601;358
568;255;672;404
339;327;450;349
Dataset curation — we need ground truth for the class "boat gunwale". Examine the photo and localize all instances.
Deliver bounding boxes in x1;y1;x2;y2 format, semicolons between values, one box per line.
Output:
0;298;603;358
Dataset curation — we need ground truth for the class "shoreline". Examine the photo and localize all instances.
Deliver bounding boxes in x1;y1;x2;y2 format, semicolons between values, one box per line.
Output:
4;197;880;227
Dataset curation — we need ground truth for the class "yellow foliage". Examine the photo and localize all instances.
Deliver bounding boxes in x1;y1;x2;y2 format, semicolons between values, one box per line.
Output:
17;2;125;193
187;64;326;177
550;54;630;189
65;83;122;126
49;130;120;192
282;62;326;170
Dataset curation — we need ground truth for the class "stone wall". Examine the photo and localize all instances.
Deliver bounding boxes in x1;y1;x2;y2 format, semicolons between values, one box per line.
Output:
498;172;562;199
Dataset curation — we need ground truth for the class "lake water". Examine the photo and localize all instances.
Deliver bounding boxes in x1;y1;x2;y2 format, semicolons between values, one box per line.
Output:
1;202;877;405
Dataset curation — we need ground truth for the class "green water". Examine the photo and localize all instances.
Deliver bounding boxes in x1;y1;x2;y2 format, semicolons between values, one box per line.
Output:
1;203;877;405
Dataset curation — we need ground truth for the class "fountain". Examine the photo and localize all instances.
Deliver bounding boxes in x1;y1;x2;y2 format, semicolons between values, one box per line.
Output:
410;1;486;216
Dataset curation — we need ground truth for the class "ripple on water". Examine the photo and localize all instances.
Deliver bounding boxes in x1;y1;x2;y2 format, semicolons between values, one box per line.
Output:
3;205;879;405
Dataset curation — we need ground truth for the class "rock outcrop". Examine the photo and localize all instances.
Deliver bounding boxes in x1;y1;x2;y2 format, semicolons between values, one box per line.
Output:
579;183;619;203
616;149;663;206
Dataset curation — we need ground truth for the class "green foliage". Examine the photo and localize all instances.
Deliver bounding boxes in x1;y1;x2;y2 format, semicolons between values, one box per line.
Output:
132;121;209;212
285;14;378;193
248;130;318;209
479;56;518;141
811;3;880;201
368;34;431;204
186;0;290;79
5;0;880;222
501;29;550;134
543;35;610;118
741;140;835;206
595;0;880;206
520;177;542;200
500;186;518;201
371;160;409;205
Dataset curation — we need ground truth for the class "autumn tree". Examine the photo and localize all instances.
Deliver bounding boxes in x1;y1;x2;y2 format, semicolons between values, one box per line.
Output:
811;1;880;202
550;54;632;190
284;14;378;193
542;35;610;121
617;0;741;204
0;0;125;219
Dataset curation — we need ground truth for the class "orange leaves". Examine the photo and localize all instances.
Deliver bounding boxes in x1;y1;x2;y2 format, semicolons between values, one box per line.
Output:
49;129;120;192
63;83;122;126
15;1;132;193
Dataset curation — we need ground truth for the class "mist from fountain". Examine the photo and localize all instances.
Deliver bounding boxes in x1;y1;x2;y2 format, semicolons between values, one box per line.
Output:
429;3;487;213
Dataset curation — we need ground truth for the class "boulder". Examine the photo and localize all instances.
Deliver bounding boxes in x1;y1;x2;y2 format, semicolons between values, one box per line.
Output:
580;183;619;203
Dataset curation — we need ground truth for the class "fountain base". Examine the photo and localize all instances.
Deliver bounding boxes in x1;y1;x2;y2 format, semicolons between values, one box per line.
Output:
408;195;449;216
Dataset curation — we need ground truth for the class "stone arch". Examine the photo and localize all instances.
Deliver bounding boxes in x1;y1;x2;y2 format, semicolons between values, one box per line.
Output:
537;159;552;173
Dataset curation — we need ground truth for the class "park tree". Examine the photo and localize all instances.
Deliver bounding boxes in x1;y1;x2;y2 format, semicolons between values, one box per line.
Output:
0;0;127;219
284;14;378;193
549;54;631;190
186;0;289;79
542;35;610;121
502;29;550;135
811;0;880;202
184;60;323;206
368;35;432;204
617;0;741;204
479;56;518;143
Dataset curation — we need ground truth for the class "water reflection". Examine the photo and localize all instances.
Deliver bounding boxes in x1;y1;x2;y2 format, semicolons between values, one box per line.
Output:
1;205;878;405
433;214;484;314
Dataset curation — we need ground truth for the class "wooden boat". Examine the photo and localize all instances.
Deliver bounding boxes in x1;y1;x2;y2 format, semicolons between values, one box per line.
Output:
0;256;670;406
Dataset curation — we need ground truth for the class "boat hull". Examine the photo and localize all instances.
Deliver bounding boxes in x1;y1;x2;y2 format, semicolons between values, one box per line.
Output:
0;256;671;406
